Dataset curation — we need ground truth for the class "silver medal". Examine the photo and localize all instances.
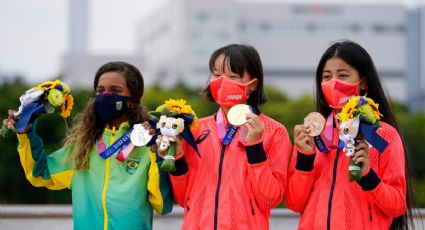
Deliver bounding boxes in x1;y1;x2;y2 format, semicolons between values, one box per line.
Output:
130;124;153;146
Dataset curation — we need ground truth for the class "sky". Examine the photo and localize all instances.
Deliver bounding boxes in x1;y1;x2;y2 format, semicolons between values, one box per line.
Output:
0;0;167;83
0;0;422;83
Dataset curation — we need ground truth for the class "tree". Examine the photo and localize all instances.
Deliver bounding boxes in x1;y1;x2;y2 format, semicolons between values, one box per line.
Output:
1;80;425;207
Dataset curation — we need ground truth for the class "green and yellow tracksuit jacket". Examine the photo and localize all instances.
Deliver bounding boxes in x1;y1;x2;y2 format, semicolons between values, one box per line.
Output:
16;121;173;230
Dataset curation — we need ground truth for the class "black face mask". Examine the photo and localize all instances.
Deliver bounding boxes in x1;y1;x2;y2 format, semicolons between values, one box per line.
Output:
94;93;137;122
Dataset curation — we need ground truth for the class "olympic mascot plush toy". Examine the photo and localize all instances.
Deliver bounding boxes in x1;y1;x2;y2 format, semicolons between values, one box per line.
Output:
150;99;199;171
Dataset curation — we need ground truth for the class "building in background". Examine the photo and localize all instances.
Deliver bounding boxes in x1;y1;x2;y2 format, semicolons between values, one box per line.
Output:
407;4;425;113
61;0;144;88
62;0;424;112
135;0;407;103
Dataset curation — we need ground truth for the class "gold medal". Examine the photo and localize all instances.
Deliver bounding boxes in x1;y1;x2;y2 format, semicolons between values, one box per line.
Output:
304;112;326;137
227;104;251;126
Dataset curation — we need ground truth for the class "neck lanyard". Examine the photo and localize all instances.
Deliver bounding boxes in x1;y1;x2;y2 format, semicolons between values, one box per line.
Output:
314;111;338;153
98;128;133;159
216;108;249;146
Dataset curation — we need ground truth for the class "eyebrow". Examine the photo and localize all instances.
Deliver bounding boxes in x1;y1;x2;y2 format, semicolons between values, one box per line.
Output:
337;69;350;73
96;85;124;89
322;69;350;73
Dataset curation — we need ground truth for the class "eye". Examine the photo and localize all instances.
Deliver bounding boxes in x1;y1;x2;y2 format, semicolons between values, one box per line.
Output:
161;122;166;128
111;89;122;94
96;88;105;94
211;71;222;78
172;124;177;129
322;74;331;80
344;128;349;134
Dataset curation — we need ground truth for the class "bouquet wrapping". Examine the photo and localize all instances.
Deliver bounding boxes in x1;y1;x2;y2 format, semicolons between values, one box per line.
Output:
337;96;388;181
1;80;73;137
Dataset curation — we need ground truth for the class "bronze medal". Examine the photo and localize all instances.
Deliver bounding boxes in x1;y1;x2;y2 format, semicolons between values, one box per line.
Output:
304;112;326;137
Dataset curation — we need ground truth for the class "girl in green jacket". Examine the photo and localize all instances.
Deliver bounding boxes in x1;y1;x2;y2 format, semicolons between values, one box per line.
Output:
3;61;173;230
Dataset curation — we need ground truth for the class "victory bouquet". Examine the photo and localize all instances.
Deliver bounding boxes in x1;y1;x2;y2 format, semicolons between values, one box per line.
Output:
337;96;388;181
1;79;74;137
150;99;199;171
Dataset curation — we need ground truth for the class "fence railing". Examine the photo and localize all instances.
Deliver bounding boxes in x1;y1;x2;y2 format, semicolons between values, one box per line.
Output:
1;205;424;230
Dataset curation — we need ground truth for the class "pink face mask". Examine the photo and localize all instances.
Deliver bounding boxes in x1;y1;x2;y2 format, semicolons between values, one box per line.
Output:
209;76;256;108
321;79;360;108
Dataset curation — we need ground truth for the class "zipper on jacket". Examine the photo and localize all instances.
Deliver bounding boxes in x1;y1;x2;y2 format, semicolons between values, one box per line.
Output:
369;205;373;221
214;145;226;230
249;199;255;215
326;149;340;230
101;128;116;230
185;197;190;212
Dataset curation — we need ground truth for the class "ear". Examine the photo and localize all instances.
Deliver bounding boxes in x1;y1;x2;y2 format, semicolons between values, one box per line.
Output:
360;77;368;91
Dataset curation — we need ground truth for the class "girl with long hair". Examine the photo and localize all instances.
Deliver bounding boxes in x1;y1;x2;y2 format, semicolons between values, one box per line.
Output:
285;40;415;229
3;61;173;230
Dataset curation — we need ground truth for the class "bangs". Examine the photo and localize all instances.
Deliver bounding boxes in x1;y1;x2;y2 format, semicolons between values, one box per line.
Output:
209;47;247;77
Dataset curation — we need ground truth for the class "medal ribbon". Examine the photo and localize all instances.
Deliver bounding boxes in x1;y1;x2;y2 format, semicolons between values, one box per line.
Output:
216;107;258;146
98;128;133;159
116;143;135;162
314;111;339;153
217;108;238;145
313;135;329;153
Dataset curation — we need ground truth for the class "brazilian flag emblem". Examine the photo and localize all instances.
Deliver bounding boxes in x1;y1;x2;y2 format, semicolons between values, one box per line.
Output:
126;157;140;175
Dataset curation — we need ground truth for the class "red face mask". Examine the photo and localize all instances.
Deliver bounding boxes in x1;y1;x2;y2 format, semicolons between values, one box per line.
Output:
321;79;360;108
209;76;255;108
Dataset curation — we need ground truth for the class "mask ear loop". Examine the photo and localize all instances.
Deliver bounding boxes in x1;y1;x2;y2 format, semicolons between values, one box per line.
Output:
246;78;258;95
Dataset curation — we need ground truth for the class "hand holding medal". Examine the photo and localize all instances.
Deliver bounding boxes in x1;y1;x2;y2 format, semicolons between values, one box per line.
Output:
296;112;326;154
304;112;326;137
113;122;154;162
227;104;251;126
98;122;155;162
130;123;153;147
227;104;264;143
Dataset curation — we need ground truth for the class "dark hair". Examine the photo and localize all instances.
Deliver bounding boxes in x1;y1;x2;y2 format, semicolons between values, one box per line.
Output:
66;61;149;170
315;40;415;229
202;44;267;108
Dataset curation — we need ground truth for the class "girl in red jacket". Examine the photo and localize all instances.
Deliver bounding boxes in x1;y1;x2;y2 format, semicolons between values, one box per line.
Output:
285;40;415;229
169;44;292;229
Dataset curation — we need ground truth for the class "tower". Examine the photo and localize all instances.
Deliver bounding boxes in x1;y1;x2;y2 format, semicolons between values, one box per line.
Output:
68;0;89;54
